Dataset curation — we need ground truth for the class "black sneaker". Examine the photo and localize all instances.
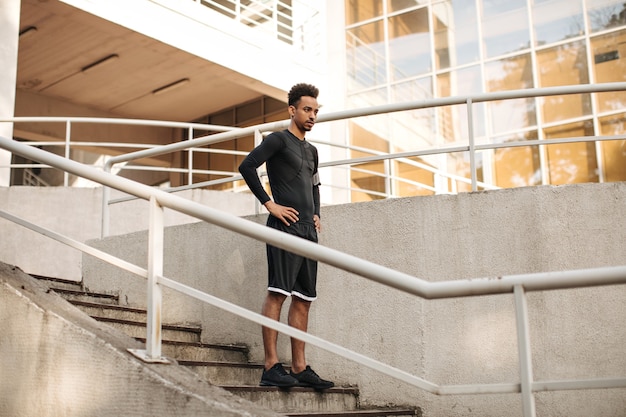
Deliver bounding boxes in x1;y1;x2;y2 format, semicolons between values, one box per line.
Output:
260;363;299;388
290;365;335;390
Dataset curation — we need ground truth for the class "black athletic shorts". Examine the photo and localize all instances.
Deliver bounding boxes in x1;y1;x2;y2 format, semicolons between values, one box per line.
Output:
266;215;318;301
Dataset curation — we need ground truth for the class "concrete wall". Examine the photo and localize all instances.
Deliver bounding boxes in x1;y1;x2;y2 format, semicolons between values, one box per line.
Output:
80;182;626;417
0;186;256;280
0;262;279;417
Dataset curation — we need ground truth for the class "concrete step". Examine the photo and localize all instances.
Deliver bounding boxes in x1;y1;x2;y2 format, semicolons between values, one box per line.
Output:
90;316;202;343
136;339;249;363
50;286;120;305
69;300;147;322
285;409;420;417
223;385;360;414
180;360;263;385
31;274;84;291
33;274;120;305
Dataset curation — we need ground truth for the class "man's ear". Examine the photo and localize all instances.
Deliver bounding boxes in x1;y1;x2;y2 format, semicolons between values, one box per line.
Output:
288;105;296;118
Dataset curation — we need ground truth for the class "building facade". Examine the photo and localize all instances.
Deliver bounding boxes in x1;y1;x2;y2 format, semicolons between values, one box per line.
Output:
343;0;626;201
2;0;625;206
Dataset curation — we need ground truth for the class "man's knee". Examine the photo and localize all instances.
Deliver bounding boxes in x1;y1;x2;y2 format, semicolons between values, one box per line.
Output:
291;296;311;312
266;291;288;303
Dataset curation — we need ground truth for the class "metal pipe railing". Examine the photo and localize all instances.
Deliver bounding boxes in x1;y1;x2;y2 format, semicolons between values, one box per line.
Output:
5;82;626;238
1;135;625;417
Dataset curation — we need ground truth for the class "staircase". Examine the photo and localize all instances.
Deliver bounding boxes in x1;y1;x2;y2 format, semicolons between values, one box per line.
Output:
36;275;420;417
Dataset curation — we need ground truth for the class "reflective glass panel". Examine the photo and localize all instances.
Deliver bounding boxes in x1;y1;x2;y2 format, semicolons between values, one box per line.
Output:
346;20;387;90
388;0;428;13
433;0;480;69
349;121;388;201
591;30;626;112
586;0;626;32
544;120;598;185
536;41;591;123
447;151;474;193
346;0;384;25
391;78;436;148
485;54;536;133
437;65;485;143
532;0;584;46
493;131;541;187
599;113;626;182
482;0;530;57
347;87;388;108
393;157;435;197
388;8;432;79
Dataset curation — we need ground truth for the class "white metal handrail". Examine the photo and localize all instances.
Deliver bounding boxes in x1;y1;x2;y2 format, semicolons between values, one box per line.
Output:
1;135;625;417
7;116;239;186
5;82;626;238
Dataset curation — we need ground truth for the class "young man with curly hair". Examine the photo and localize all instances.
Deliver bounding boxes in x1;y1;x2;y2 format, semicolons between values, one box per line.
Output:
239;83;334;390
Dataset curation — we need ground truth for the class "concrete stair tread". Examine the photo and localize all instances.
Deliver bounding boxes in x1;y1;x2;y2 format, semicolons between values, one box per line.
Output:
222;385;359;395
50;287;119;304
90;315;202;333
222;385;360;414
177;359;262;368
285;409;420;417
70;299;144;313
135;337;248;354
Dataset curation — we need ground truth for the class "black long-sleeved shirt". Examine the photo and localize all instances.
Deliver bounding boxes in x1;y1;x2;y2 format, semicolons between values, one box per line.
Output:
239;130;320;226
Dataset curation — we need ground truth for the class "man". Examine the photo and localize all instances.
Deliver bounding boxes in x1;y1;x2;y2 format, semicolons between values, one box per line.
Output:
238;83;334;390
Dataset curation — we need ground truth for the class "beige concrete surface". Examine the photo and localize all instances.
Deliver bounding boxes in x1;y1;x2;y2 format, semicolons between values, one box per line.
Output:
0;261;279;417
80;182;626;417
0;186;256;281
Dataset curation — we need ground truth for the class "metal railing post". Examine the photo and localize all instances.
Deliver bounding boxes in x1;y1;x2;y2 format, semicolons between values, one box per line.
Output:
64;120;71;187
514;284;537;417
127;195;169;362
101;160;111;238
145;195;165;361
466;98;477;192
384;158;392;198
254;129;263;215
187;127;193;186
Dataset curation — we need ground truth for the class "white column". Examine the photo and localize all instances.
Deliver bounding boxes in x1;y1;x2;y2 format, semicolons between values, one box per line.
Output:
0;0;21;186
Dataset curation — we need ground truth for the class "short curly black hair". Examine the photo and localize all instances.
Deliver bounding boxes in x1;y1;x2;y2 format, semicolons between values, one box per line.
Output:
288;83;319;107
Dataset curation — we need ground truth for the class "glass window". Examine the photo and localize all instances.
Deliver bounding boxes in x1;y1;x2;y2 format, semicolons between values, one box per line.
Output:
391;78;436;148
388;8;432;79
586;0;626;32
599;113;626;182
392;76;432;102
536;41;591;123
349;121;389;201
485;54;536;133
493;131;541;188
437;65;485;142
347;87;388;108
544;120;598;185
346;0;384;25
393;157;435;197
388;0;429;13
447;151;474;193
532;0;584;46
433;0;480;69
482;0;530;57
591;30;626;113
346;20;387;90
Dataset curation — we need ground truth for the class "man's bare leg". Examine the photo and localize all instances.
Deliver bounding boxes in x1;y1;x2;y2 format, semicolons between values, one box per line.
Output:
288;296;311;374
262;291;287;370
